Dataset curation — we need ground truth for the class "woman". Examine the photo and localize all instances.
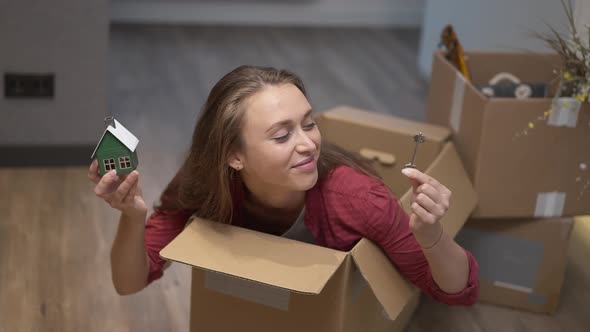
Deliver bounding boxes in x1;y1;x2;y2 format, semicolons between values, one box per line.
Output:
89;65;479;305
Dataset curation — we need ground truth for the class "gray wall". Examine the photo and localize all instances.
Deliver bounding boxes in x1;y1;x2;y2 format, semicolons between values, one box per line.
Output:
576;0;590;40
0;0;109;146
111;0;424;27
417;0;573;78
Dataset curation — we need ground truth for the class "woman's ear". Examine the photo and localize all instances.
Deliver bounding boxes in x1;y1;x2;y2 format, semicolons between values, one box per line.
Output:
228;153;244;171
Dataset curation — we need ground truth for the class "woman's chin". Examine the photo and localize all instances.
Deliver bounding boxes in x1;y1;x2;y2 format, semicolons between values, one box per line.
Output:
294;169;319;191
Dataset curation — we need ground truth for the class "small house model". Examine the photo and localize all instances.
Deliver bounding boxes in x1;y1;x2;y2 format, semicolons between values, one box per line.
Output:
91;117;139;176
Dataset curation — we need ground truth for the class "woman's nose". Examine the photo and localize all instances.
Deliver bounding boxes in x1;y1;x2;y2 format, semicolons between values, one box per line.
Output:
295;128;316;152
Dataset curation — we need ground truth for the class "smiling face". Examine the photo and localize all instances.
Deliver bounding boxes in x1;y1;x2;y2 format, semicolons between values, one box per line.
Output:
230;83;321;195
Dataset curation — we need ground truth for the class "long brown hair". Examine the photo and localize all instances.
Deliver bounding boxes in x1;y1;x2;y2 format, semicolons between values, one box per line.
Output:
157;65;379;223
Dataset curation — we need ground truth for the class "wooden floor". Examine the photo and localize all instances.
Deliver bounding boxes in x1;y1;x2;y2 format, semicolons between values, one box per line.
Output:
1;24;588;331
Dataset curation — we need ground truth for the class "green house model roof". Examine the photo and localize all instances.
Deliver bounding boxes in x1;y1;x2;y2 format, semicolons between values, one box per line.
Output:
91;119;139;159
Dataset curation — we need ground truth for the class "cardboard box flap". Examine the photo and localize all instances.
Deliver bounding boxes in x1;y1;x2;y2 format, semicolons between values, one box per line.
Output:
350;238;418;321
160;217;349;294
320;105;451;143
464;51;560;88
400;142;478;238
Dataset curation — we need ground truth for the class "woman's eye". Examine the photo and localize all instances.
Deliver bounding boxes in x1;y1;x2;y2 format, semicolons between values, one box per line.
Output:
303;122;316;130
273;132;290;142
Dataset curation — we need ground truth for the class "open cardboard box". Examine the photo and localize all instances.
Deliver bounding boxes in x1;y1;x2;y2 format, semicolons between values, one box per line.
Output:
160;106;478;332
426;50;590;218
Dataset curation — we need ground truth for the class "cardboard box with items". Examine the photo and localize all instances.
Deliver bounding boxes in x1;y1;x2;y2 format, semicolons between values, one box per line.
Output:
159;106;478;332
456;217;573;314
426;50;590;218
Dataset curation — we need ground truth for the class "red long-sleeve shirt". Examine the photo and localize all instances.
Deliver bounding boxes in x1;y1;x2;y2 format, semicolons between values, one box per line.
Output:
144;165;479;305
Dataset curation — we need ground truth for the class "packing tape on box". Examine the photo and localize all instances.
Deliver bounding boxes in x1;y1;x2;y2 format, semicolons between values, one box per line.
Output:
204;271;291;311
455;228;544;294
450;72;467;133
493;280;533;293
534;192;566;217
548;98;581;127
492;282;548;305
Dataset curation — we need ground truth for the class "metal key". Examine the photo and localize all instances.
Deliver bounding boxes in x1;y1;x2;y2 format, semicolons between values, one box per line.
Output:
404;132;425;169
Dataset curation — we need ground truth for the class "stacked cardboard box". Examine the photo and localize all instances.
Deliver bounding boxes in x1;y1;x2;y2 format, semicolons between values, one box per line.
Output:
160;107;478;332
455;217;573;313
426;50;588;313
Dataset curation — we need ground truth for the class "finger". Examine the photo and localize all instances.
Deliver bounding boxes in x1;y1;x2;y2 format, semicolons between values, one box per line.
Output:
88;159;101;184
124;179;138;204
411;202;436;225
408;176;421;193
123;171;139;202
419;183;451;210
402;168;444;192
417;183;440;203
401;167;421;193
415;192;445;218
416;183;449;208
113;171;138;203
94;170;118;197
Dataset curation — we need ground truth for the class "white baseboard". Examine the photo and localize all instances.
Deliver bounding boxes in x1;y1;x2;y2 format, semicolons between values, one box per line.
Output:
110;2;424;27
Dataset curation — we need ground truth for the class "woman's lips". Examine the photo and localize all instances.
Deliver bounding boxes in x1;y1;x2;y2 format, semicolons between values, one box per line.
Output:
292;156;317;170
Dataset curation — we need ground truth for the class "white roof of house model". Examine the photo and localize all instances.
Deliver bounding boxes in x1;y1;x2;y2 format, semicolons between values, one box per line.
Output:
91;119;139;159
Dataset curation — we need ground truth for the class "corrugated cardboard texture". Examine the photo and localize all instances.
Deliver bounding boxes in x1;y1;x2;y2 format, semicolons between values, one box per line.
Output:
426;53;487;181
426;50;590;217
456;217;573;313
342;277;420;332
476;99;590;217
179;231;423;332
466;51;560;88
189;260;350;332
317;106;451;197
570;215;590;278
160;218;348;294
320;106;451;141
203;271;292;311
350;239;417;321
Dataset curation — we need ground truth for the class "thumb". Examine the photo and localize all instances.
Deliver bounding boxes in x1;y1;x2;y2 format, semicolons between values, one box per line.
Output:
402;167;420;193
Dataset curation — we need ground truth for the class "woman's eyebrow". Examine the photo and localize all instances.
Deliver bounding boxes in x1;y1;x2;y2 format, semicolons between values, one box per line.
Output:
265;109;313;133
266;119;292;134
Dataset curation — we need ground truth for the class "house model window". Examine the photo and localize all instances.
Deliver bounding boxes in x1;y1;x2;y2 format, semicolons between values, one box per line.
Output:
91;117;139;176
119;156;131;169
104;158;116;171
